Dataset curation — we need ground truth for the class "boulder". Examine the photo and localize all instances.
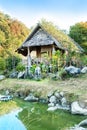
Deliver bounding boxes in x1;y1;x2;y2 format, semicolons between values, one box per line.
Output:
49;95;56;104
79;119;87;127
17;71;25;79
48;103;55;107
54;92;60;98
24;93;38;102
70;119;87;130
56;103;70;110
71;101;87;115
70;125;86;130
61;97;67;107
35;66;41;76
78;100;87;109
0;95;12;101
81;67;87;74
9;71;18;78
60;91;64;97
0;75;5;80
47;106;58;111
47;92;54;98
64;66;81;75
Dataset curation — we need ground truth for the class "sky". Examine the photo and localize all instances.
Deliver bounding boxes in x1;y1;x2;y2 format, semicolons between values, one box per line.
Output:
0;0;87;31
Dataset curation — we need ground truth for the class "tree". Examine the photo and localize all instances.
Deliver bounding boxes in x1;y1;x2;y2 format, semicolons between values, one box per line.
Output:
0;11;30;72
69;22;87;53
0;11;30;56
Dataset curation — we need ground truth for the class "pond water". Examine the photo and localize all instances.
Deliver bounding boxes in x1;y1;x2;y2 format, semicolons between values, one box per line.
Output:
0;99;87;130
18;102;87;130
0;109;26;130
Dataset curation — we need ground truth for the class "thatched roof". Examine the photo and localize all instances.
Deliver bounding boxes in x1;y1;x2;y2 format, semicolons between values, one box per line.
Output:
17;23;84;56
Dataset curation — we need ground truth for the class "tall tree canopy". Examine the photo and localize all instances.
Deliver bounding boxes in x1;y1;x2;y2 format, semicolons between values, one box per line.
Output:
69;22;87;53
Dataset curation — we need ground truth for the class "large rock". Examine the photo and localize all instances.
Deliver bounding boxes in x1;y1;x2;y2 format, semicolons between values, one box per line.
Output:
47;106;58;111
9;71;18;78
0;95;12;101
24;93;38;102
81;67;87;74
35;66;41;76
56;103;70;110
54;92;60;98
48;103;55;107
0;75;5;80
49;95;56;104
65;66;81;75
71;101;87;115
70;126;86;130
70;119;87;130
47;92;54;98
60;91;64;97
79;119;87;127
17;71;25;79
78;100;87;109
61;97;67;107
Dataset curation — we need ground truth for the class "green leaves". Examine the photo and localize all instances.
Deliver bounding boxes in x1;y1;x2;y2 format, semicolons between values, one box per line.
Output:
69;22;87;53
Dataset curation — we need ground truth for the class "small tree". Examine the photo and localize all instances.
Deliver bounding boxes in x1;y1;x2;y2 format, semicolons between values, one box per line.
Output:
16;62;25;72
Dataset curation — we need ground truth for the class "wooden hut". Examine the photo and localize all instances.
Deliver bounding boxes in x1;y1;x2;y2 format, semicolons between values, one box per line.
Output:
16;23;84;69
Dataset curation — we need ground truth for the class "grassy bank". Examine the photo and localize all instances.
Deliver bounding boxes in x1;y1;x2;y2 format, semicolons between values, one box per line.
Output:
0;73;87;99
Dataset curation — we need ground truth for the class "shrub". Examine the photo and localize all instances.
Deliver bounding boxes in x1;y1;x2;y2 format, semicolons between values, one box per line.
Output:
6;55;21;71
80;54;87;66
30;64;36;74
0;57;6;71
58;68;70;80
16;63;25;71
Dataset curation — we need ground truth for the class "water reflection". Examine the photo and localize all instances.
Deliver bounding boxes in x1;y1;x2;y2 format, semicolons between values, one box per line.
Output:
0;110;26;130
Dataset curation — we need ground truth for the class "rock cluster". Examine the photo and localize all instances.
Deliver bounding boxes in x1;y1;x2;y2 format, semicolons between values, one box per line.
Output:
47;91;70;111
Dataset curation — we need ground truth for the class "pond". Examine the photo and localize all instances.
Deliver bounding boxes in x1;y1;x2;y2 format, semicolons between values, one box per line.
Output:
0;109;26;130
18;100;87;130
0;99;87;130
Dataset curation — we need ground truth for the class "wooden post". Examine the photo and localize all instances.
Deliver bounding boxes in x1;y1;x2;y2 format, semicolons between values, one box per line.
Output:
27;47;31;75
52;45;55;55
36;47;41;58
36;47;41;62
